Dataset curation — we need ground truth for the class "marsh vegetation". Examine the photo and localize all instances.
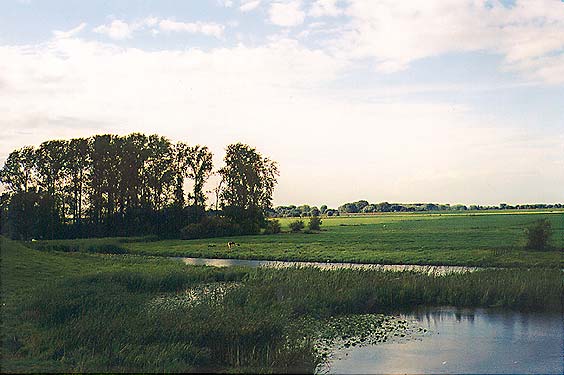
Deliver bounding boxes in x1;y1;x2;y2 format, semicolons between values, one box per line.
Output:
2;236;562;373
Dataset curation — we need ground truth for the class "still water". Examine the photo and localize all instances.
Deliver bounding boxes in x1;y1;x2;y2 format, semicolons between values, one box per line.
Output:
178;257;475;274
322;307;563;374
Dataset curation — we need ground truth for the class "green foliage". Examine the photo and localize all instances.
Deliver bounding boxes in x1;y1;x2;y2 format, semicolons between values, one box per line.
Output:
308;216;322;231
289;220;305;232
525;219;553;251
218;143;279;215
263;219;281;234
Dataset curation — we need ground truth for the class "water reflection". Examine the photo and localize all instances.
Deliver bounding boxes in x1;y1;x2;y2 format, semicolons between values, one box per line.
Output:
323;307;563;374
178;257;476;274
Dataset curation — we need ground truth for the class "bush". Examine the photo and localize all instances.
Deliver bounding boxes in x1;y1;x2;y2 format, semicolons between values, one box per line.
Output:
288;220;304;233
525;219;552;251
308;216;322;231
264;219;281;235
86;243;128;254
180;216;241;239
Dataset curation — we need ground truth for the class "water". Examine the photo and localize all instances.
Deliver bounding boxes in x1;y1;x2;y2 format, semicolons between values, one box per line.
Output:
178;257;475;274
322;307;563;374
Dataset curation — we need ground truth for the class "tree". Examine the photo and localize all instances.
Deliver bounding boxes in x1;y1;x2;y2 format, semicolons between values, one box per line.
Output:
0;146;36;193
218;143;279;232
186;145;213;207
66;138;90;226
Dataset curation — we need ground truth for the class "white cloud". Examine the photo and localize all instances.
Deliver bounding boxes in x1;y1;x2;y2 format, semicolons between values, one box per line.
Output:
335;0;564;83
269;1;305;27
93;20;133;40
158;19;225;38
52;23;87;39
240;0;261;12
1;34;562;205
92;18;225;40
309;0;343;17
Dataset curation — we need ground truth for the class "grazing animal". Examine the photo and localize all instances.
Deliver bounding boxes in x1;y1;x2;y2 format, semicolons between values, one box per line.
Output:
227;241;240;249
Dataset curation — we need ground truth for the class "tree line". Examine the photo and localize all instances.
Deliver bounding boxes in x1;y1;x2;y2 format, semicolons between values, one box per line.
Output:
269;200;563;217
0;134;278;240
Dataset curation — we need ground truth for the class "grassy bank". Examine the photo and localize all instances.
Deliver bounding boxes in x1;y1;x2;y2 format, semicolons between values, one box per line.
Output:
2;237;562;373
34;211;562;268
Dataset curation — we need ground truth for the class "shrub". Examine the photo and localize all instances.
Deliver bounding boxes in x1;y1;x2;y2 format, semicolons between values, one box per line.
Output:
288;220;304;233
264;219;281;235
308;216;322;231
180;216;241;239
525;219;552;251
86;243;128;254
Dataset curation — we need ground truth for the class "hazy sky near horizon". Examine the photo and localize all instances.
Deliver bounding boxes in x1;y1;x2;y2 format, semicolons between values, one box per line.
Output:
1;0;563;208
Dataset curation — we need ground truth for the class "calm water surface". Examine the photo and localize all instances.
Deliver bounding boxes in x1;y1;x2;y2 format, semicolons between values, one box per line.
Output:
178;257;475;274
322;307;563;374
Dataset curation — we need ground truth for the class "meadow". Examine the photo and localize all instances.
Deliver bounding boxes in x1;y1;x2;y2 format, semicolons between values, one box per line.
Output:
34;211;564;268
2;229;563;373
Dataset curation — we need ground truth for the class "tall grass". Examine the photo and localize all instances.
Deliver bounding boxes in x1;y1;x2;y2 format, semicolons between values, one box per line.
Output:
10;266;561;373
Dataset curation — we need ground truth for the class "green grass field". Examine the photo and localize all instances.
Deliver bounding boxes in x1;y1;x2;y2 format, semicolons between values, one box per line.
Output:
37;211;561;268
2;236;562;372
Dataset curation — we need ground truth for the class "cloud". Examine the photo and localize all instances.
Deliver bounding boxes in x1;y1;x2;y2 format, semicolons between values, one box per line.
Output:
334;0;564;83
158;20;225;38
93;18;225;40
269;1;305;27
309;0;343;17
1;33;562;205
52;23;87;39
240;0;261;12
93;20;134;40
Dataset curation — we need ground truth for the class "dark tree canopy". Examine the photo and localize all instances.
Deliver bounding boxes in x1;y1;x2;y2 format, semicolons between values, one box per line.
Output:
218;143;279;233
0;133;221;240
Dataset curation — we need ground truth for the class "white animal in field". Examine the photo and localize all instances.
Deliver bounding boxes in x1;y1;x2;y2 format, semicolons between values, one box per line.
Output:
227;241;240;249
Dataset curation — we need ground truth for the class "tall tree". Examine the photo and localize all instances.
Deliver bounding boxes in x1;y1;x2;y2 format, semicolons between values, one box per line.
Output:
0;146;36;193
173;141;191;207
218;142;279;215
66;138;90;226
187;145;213;207
143;135;175;210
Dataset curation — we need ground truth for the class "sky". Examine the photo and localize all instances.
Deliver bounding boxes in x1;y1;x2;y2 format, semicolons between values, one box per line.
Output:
0;0;563;208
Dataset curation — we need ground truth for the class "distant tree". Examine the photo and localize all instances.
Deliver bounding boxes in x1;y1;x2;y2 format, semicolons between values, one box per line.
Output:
289;220;304;232
355;200;369;211
320;205;328;214
310;207;320;217
525;219;553;251
339;203;359;213
362;204;377;213
308;216;322;231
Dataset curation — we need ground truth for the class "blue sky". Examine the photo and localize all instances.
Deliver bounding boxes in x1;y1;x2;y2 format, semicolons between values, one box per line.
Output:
1;0;563;207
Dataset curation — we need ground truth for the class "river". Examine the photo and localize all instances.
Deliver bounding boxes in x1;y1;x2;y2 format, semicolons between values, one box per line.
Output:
321;307;563;374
